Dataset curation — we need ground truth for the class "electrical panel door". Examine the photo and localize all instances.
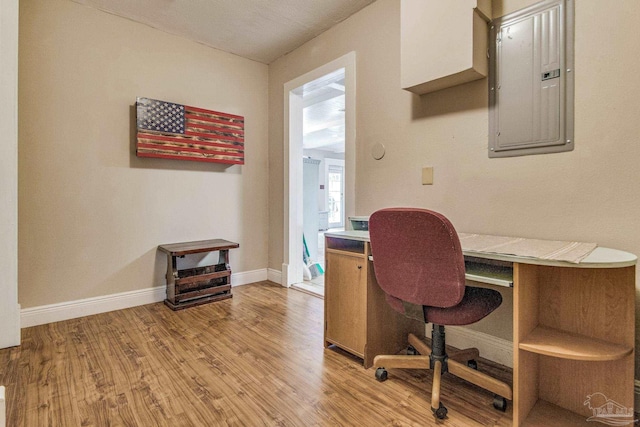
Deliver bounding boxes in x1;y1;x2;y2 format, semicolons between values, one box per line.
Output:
489;0;574;157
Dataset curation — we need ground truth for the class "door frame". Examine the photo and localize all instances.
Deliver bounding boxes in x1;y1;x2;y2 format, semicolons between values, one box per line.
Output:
0;0;21;348
282;52;356;287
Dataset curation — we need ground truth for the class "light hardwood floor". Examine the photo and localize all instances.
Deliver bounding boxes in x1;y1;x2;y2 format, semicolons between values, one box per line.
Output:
0;282;512;426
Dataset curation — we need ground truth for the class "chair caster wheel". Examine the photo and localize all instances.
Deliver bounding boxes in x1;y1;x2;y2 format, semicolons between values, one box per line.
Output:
432;402;448;419
467;359;478;370
407;345;418;355
493;395;508;412
375;367;388;382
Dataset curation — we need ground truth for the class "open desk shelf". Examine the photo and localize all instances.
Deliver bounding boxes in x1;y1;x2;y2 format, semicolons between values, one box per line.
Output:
519;326;633;361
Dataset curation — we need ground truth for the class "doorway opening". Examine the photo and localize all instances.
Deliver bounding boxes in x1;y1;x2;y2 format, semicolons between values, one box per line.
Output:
282;52;356;296
299;69;346;296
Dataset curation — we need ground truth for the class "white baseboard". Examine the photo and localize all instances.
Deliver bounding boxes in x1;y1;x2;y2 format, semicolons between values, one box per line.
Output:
445;326;513;368
21;268;269;328
281;263;291;287
230;268;268;287
0;303;20;348
20;286;166;328
267;268;282;284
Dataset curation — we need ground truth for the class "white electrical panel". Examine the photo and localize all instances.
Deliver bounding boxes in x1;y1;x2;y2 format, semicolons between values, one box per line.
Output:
489;0;574;157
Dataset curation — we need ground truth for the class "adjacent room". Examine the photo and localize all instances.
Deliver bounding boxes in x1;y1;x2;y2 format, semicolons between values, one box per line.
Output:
1;0;639;426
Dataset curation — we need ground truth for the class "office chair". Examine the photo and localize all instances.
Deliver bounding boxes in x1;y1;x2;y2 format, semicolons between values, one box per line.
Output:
369;208;512;419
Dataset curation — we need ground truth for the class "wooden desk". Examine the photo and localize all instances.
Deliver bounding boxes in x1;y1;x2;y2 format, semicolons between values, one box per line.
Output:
323;231;636;427
159;239;239;310
323;236;423;368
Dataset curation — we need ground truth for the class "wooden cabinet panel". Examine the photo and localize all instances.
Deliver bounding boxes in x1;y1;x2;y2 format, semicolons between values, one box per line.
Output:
323;238;424;368
324;250;367;356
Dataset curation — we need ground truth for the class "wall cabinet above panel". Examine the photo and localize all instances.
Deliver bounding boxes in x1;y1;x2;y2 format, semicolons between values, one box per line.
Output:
401;0;491;95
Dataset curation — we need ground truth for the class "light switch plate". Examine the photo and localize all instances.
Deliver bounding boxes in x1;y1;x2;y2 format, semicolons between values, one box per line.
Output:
422;167;433;185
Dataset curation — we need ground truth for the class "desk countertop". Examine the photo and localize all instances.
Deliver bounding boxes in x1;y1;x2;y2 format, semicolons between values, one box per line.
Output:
324;230;637;269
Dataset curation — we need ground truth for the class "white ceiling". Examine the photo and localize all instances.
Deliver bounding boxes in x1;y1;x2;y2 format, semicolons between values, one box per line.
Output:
70;0;376;64
302;69;345;153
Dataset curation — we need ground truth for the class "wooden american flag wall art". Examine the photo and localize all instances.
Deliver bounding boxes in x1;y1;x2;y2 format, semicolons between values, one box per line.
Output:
135;97;245;165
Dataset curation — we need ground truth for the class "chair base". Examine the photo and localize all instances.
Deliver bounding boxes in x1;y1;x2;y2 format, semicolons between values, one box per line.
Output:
373;328;512;418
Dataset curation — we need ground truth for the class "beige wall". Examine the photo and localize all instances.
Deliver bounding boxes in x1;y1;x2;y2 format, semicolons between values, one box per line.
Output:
19;0;269;308
269;0;640;374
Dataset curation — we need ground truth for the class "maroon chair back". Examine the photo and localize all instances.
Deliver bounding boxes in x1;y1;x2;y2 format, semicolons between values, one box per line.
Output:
369;208;466;309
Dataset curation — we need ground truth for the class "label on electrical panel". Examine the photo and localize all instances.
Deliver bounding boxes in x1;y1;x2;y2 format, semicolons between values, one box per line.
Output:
542;69;561;81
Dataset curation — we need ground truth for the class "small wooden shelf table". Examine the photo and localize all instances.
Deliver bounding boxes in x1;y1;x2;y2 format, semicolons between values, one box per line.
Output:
159;239;239;310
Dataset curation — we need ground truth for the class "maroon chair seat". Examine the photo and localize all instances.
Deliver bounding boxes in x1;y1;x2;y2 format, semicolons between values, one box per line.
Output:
385;286;502;326
423;286;502;325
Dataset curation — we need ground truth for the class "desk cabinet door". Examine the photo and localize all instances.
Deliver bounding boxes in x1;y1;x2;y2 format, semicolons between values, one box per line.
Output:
324;251;367;357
